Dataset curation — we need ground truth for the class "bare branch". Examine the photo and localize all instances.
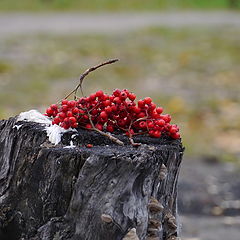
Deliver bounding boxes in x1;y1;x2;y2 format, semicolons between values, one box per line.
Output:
64;58;119;100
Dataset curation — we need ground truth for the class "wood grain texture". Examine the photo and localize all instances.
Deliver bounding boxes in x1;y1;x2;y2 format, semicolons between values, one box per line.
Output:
0;117;184;240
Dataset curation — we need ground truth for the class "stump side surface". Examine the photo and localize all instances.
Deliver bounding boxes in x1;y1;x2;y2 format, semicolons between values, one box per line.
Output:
0;117;184;240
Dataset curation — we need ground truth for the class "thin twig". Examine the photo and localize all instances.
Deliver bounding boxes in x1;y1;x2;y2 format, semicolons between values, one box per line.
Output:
64;58;119;100
86;109;124;146
129;137;141;147
95;129;124;146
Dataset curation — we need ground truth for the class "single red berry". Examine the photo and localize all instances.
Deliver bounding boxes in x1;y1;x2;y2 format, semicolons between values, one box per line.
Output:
83;115;89;120
171;124;179;131
132;106;141;114
139;121;147;129
61;105;69;112
156;107;163;114
149;103;156;110
50;104;58;110
103;100;111;107
171;132;180;139
138;100;145;108
148;130;155;137
117;119;126;127
91;109;98;116
128;93;136;101
120;91;127;100
55;117;62;124
72;107;79;114
85;123;92;129
164;123;171;131
109;95;115;101
46;107;53;116
96;90;104;98
69;117;77;123
89;93;96;101
95;123;103;131
100;111;108;119
99;117;108;123
61;99;68;105
137;112;145;118
113;97;121;104
113;115;119;121
102;94;109;101
151;111;160;119
60;122;69;129
161;114;171;123
111;105;117;112
147;121;154;129
66;111;73;117
113;89;121;97
72;122;78;128
106;125;114;133
105;106;112;113
170;126;178;134
58;112;66;119
153;130;161;138
53;110;59;117
156;119;165;127
64;117;70;124
86;144;93;148
68;100;76;108
144;97;152;105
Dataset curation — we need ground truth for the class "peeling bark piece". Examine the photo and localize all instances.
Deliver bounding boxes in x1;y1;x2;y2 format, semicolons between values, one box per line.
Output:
0;117;184;240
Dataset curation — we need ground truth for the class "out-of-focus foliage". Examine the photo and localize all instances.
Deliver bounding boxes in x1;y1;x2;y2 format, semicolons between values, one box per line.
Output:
0;27;239;161
0;0;239;11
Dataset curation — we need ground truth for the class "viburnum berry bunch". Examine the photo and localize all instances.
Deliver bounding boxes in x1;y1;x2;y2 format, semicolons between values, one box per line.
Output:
44;59;180;145
45;89;180;140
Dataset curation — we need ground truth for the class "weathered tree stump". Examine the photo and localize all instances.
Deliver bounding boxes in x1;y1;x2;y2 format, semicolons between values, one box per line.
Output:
0;116;184;240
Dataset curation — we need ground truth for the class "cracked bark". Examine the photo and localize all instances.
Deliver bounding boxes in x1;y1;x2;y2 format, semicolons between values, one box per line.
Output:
0;117;184;240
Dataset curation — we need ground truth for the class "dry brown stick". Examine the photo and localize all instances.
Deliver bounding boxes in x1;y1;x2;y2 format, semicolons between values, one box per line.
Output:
94;128;124;146
64;58;119;100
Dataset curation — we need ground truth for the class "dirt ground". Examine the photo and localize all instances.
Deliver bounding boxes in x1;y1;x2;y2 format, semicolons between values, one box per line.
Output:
180;215;240;240
179;158;240;240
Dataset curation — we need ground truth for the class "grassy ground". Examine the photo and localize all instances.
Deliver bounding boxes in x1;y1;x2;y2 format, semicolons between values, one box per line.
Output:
0;27;239;161
0;0;238;11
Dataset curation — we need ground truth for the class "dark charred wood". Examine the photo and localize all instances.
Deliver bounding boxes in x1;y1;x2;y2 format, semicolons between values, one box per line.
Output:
0;117;184;240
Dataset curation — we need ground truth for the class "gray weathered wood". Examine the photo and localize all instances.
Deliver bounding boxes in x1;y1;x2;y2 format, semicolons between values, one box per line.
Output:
0;117;184;240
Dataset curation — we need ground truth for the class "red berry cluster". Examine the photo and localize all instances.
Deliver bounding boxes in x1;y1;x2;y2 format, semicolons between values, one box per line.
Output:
45;89;180;139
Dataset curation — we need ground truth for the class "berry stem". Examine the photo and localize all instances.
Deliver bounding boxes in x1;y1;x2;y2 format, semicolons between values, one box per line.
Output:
86;108;124;146
64;59;119;100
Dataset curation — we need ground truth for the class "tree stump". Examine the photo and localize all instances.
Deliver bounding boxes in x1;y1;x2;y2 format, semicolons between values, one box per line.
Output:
0;116;184;240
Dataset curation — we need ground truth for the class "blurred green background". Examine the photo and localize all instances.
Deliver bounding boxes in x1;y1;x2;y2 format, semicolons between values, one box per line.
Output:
0;0;239;11
0;1;239;164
